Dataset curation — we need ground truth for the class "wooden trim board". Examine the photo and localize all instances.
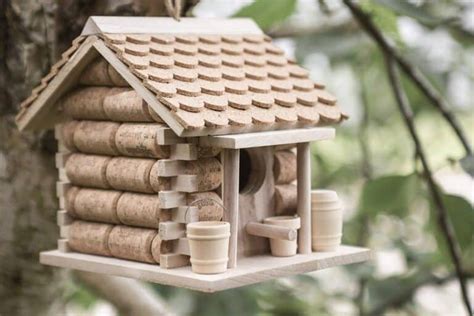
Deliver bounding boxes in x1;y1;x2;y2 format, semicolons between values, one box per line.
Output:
81;17;262;36
199;127;335;149
40;245;371;292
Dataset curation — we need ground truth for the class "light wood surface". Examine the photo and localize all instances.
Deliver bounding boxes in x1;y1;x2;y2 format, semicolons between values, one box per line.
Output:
41;245;371;292
199;127;335;149
222;149;239;268
246;222;296;241
81;17;262;36
297;143;311;254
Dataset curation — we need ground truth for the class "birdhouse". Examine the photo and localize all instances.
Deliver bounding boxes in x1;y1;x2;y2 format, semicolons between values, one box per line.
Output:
16;17;371;292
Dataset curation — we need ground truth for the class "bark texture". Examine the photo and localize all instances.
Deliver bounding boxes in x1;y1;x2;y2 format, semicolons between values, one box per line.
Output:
0;1;65;315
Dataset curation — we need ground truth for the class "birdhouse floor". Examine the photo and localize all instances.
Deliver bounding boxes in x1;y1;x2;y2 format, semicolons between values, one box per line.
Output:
40;245;371;292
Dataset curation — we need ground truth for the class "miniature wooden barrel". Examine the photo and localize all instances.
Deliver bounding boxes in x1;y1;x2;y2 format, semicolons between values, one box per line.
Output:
62;87;110;120
115;123;170;158
79;58;128;86
73;121;120;156
116;192;162;228
188;192;224;221
72;188;122;224
65;154;111;189
186;158;222;191
58;121;79;152
106;157;155;193
68;221;113;256
274;184;297;215
273;150;297;184
103;89;155;122
107;226;157;264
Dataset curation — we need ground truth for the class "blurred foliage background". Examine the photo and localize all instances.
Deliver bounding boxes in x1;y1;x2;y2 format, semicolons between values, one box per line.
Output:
17;0;474;315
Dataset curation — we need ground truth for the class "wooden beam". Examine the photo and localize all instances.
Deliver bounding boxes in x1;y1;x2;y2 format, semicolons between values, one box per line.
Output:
170;143;198;160
159;222;185;240
246;222;297;241
171;175;199;193
222;149;239;268
158;191;186;209
156;128;184;145
57;210;73;226
171;206;199;223
297;143;311;254
159;254;190;269
199;127;335;149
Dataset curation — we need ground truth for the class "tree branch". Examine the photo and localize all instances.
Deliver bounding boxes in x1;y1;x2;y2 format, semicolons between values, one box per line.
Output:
342;0;472;157
384;55;472;315
76;271;175;316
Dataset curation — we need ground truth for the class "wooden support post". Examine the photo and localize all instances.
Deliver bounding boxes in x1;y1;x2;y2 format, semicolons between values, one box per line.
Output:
246;222;297;241
222;149;239;268
297;142;311;254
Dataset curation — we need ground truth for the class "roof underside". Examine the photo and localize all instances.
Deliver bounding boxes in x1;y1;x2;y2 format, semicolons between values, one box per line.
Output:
16;17;347;137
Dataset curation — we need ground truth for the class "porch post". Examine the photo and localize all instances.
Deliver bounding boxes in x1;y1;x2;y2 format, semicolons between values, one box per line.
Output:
223;148;240;268
297;142;312;254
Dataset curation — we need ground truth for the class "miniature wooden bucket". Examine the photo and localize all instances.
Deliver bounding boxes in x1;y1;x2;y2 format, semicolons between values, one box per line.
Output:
187;221;230;274
263;216;301;257
311;190;343;252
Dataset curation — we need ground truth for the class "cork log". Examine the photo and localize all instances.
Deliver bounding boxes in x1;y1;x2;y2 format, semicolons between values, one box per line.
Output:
65;154;111;189
149;162;172;192
62;87;110;120
116;192;167;228
65;186;81;217
106;157;155;193
115;123;170;158
58;121;79;152
103;88;158;122
186;158;222;191
107;226;157;264
273;150;297;184
274;184;297;215
68;221;113;256
187;192;224;221
79;58;128;86
73;121;120;156
72;188;121;224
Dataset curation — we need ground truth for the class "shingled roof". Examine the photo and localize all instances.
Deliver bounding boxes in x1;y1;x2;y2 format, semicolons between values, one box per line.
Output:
16;17;347;137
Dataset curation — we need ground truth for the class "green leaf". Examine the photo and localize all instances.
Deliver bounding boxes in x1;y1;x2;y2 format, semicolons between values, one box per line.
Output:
233;0;297;30
360;0;401;45
358;173;420;217
460;154;474;177
429;193;474;269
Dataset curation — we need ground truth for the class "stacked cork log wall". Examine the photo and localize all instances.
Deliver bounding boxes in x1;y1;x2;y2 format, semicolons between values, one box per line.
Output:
55;64;223;268
273;148;298;215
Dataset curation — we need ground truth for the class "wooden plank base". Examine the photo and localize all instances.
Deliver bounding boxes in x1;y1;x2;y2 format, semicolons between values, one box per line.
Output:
40;245;371;292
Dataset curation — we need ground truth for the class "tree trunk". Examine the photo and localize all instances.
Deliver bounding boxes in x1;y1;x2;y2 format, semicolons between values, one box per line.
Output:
0;1;65;315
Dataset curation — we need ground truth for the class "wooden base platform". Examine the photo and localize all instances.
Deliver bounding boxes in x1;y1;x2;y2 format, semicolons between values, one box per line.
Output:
40;245;371;292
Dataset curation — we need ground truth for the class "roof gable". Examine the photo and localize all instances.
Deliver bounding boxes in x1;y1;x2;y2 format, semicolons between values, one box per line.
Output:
16;17;346;136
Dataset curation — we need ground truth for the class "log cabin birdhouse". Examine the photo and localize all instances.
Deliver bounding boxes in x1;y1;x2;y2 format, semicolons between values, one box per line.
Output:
16;17;371;292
